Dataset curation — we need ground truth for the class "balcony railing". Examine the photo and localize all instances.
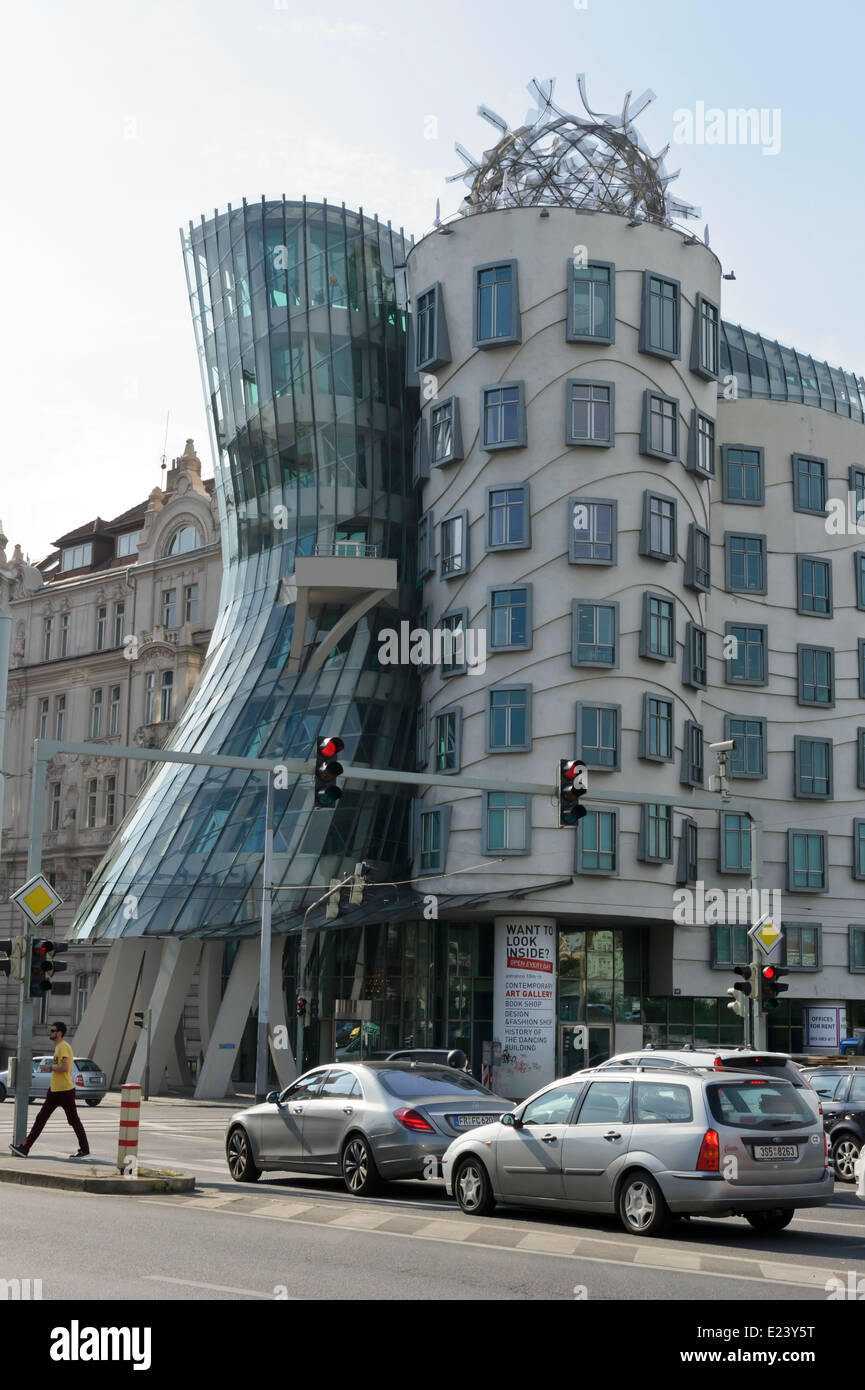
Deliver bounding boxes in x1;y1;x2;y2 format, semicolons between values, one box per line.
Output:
313;543;380;559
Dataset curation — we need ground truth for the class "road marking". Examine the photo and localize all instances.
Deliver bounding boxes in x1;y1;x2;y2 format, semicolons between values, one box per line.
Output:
330;1210;396;1231
758;1262;829;1286
411;1219;479;1242
247;1201;321;1220
634;1247;702;1270
143;1276;285;1299
517;1232;582;1254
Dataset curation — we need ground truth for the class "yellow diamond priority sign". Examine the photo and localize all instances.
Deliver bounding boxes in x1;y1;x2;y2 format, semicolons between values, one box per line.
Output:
748;914;783;957
10;873;64;927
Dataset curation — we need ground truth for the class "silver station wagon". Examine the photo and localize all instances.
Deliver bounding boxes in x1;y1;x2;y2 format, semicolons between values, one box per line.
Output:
443;1063;833;1237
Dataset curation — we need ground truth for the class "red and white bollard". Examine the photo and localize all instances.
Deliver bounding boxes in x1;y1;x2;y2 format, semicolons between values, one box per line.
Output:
117;1083;141;1176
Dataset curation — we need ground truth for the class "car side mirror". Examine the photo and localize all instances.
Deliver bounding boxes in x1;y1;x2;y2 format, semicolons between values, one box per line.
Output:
501;1112;519;1128
265;1090;280;1105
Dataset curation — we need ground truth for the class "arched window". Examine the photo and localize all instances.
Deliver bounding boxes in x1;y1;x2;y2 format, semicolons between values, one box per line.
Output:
166;525;203;556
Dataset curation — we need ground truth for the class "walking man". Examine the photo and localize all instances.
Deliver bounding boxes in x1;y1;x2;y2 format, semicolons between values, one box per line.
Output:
10;1021;90;1159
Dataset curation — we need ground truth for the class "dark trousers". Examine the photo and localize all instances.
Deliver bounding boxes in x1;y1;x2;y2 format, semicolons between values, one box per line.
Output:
23;1089;89;1153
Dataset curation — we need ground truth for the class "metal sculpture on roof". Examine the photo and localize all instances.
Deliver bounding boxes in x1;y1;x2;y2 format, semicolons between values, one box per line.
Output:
449;76;700;225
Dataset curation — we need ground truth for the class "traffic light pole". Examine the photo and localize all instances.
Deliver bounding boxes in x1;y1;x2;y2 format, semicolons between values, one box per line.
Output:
254;772;274;1103
749;818;766;1050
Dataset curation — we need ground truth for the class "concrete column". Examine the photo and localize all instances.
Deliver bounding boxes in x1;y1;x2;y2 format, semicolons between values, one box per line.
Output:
115;942;164;1086
165;1018;189;1088
194;938;259;1100
126;938;201;1089
268;933;296;1089
196;940;224;1064
70;939;146;1083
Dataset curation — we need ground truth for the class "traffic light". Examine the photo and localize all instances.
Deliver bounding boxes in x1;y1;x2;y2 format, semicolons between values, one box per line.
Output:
727;964;755;1018
557;760;588;827
133;1012;144;1028
0;938;26;982
28;940;70;998
296;995;307;1019
761;965;790;1011
314;736;344;809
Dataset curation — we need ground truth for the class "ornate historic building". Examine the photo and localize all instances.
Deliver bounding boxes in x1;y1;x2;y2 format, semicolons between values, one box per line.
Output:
0;440;220;1067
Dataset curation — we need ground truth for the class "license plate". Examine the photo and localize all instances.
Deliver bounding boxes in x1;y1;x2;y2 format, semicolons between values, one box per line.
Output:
451;1114;500;1129
754;1144;798;1160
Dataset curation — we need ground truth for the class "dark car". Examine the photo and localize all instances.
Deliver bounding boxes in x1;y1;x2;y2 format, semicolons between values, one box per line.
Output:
802;1068;865;1181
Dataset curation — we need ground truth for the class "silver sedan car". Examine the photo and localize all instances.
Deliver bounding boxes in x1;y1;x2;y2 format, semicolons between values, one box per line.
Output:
226;1061;510;1195
0;1056;107;1105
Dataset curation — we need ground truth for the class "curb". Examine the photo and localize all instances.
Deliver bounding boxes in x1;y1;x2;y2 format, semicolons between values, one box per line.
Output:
0;1165;195;1195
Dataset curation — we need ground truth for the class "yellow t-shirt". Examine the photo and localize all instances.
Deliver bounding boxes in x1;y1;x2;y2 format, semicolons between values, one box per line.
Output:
51;1040;75;1092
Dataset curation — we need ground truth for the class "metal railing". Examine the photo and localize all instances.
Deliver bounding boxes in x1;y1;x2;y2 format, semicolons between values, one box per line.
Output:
313;543;380;559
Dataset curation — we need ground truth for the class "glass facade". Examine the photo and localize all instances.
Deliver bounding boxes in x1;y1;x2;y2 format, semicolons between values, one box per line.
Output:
71;201;417;942
720;321;865;419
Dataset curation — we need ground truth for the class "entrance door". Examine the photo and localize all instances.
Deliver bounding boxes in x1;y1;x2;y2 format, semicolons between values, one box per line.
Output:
559;1024;612;1076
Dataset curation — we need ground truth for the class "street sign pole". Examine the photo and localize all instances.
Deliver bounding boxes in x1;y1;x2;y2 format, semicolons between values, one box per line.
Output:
9;872;64;1148
255;771;274;1103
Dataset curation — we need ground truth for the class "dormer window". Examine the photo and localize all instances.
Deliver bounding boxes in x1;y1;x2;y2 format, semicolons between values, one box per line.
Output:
60;543;92;572
116;531;140;558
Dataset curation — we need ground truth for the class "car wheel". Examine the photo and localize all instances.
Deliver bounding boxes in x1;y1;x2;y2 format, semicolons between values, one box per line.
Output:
618;1171;671;1237
85;1098;102;1107
746;1209;794;1234
454;1156;496;1217
226;1126;261;1183
341;1134;382;1197
831;1133;861;1183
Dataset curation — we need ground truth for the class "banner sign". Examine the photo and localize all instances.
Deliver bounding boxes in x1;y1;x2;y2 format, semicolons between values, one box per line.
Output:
493;917;557;1100
804;1006;846;1051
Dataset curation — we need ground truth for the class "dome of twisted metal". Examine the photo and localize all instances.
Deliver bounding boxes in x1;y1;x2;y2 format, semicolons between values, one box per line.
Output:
448;75;700;226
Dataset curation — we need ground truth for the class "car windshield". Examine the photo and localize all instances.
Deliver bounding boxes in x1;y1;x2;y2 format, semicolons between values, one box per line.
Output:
74;1059;100;1072
376;1068;489;1098
707;1080;814;1130
716;1057;804;1087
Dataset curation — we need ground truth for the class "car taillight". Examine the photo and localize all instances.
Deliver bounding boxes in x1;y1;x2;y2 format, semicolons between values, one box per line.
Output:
713;1057;724;1072
824;1132;830;1167
393;1107;436;1133
75;1075;84;1086
696;1129;720;1171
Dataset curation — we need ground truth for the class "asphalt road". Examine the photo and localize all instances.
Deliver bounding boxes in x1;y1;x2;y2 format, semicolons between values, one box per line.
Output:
2;1094;864;1301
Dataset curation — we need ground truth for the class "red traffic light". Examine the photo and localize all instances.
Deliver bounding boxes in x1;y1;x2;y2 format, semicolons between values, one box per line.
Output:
762;966;776;980
318;737;344;760
563;762;579;782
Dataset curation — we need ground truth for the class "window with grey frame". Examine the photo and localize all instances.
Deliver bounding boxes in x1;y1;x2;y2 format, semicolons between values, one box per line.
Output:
797;644;834;706
38;697;49;741
639;802;673;862
720;812;751;873
487;485;529;549
566;380;614;446
725;624;767;684
860;640;865;699
434;708;461;773
722;445;764;504
42;616;53;662
162;589;177;630
683;621;707;689
712;924;752;968
415;283;451;372
681;720;704;788
412;419;429;485
640;492;677;560
488;586;531;650
640;593;675;661
439;611;466;676
725;533;766;593
417;511;433;577
60;613;69;657
441;512;468;578
793;454;828;515
794;736;832;798
685;524;711;592
787;829;827;892
430;397;462;466
484;792;529;854
575;703;620;770
640;694;674;761
853;553;865;611
640;272;680;358
797;555;832;616
850;465;865;521
487;687;531;752
416;705;427;769
859;728;865;790
418;806;449;873
576;807;618;875
567;260;614;343
570;498;616;564
160;670;173;722
691;293;719;379
677;817;698;886
482;383;525;449
54;694;66;740
687;410;716;477
95;606;107;651
782;923;821;970
474;261;520;346
641;391;679;460
853;821;865;881
725;716;766;778
89;688;102;739
850;925;865;973
572;600;618;667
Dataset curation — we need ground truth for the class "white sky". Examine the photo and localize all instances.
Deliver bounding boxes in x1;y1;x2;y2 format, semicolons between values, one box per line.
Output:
2;0;863;559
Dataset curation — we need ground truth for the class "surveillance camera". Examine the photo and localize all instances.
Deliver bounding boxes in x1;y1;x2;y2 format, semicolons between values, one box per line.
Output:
709;740;736;752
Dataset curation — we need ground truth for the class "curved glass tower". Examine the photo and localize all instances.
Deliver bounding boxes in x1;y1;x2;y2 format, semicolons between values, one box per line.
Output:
73;200;417;941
